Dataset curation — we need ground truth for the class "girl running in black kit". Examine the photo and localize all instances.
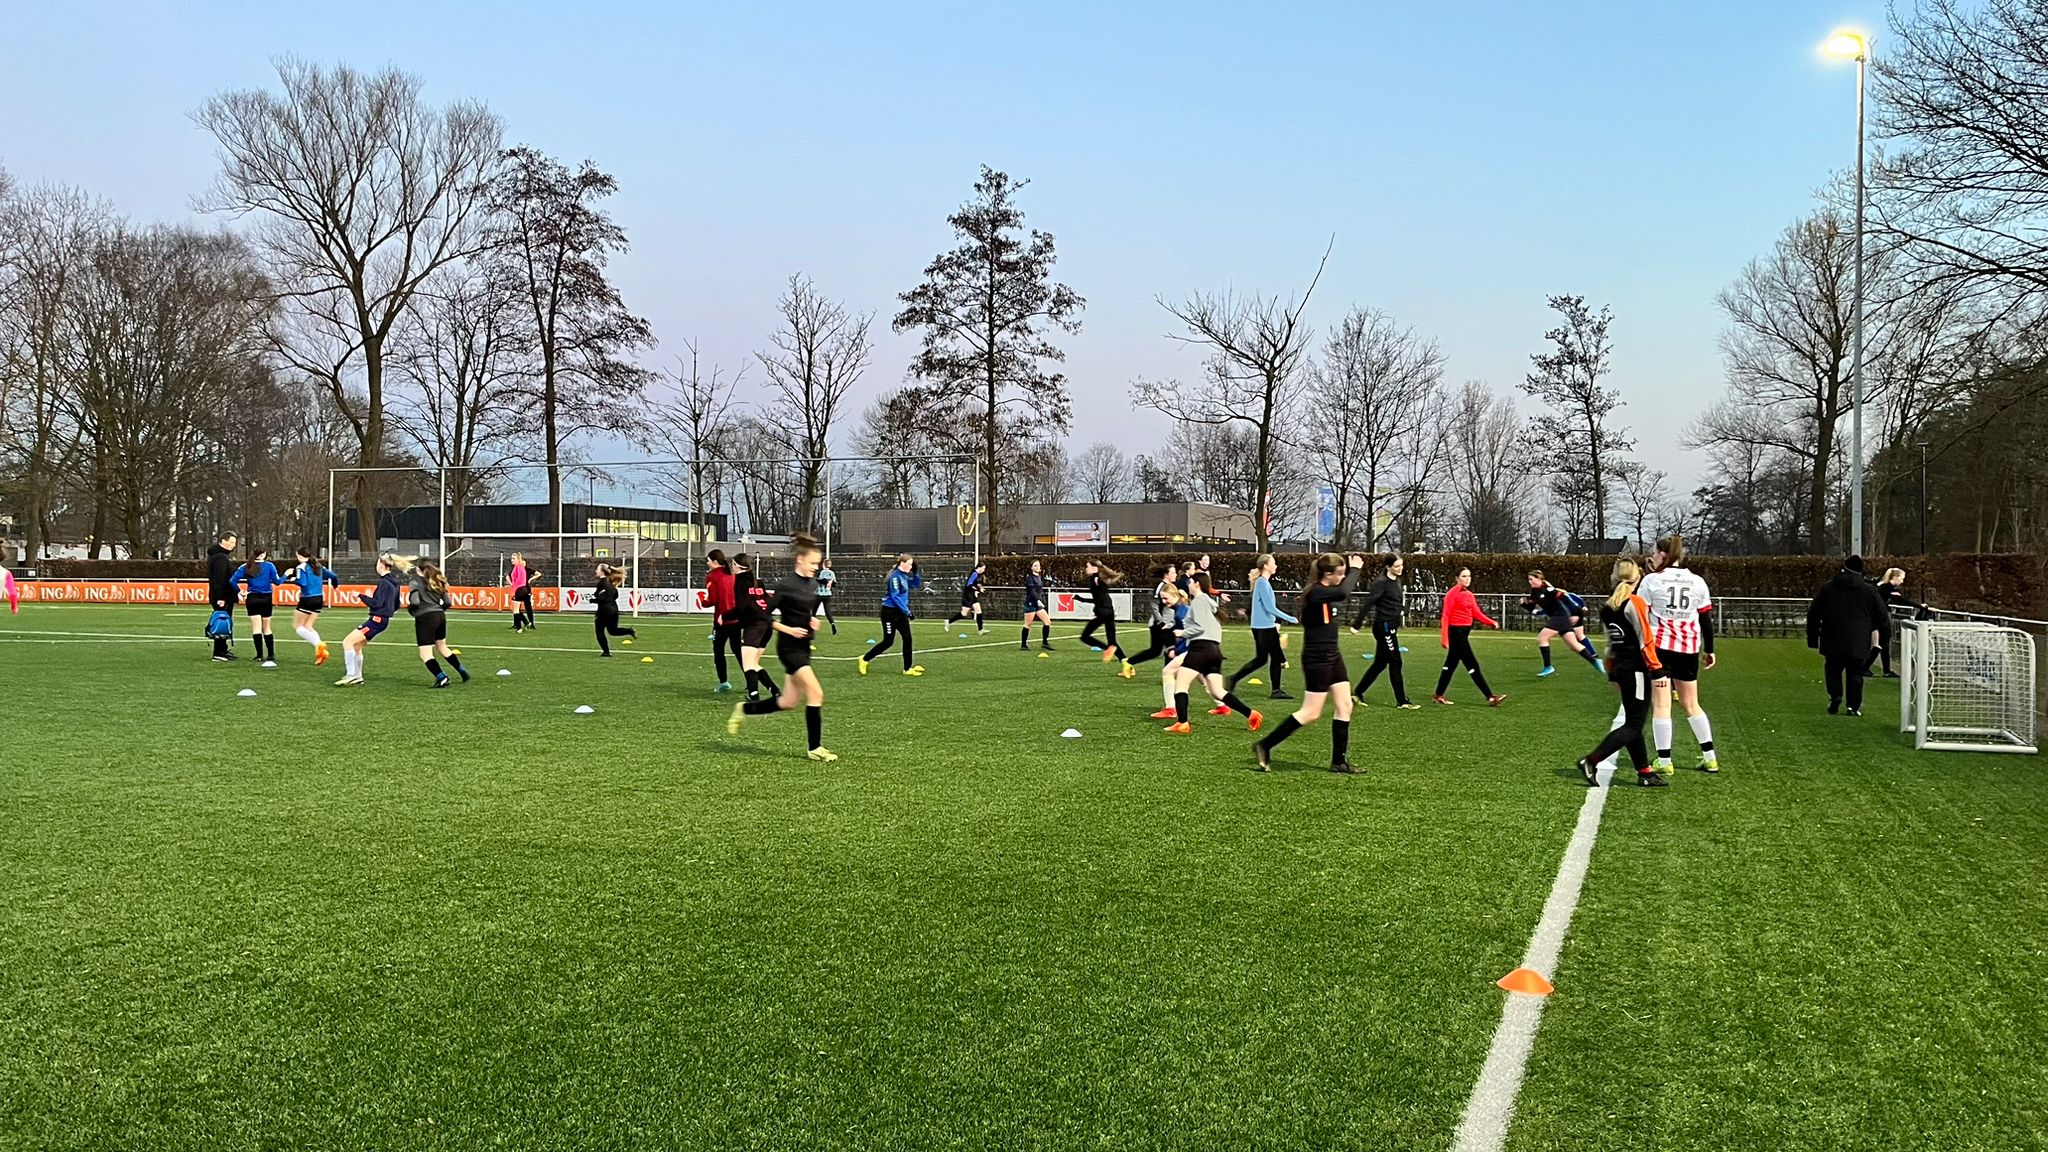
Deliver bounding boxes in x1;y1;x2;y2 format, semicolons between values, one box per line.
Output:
592;564;637;656
944;561;989;634
1257;553;1368;773
408;560;468;688
1078;559;1127;667
1122;566;1178;673
727;533;837;761
1355;554;1420;709
731;553;780;699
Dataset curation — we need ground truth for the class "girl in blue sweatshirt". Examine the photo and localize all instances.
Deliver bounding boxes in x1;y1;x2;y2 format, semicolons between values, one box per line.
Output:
1228;553;1298;700
231;548;281;666
860;554;925;676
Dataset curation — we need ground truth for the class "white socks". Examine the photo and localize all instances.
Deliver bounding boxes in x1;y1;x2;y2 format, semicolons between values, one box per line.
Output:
1653;717;1675;762
345;648;363;679
296;625;321;647
1689;712;1713;747
1162;678;1175;708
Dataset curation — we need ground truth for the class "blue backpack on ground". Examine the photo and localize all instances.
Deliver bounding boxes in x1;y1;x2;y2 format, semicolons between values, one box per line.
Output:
205;609;233;640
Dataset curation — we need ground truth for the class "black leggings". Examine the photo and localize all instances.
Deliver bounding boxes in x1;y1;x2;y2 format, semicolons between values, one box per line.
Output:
712;621;744;683
1126;624;1173;666
1229;627;1286;691
818;599;837;633
865;608;914;669
1436;625;1494;698
1588;667;1652;770
596;612;635;655
1080;616;1123;658
1358;620;1409;705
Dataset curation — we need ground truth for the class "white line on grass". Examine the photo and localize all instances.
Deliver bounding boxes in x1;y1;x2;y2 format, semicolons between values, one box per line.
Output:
0;625;1056;663
1449;762;1615;1152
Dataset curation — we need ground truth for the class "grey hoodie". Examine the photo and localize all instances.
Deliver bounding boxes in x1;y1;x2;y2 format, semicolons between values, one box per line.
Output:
1181;590;1223;644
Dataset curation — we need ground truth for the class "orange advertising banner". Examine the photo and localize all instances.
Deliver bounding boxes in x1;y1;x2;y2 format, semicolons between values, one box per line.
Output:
14;581;563;611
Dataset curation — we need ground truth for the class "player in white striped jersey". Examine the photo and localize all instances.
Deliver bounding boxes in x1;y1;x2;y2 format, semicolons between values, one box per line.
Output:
1636;533;1719;774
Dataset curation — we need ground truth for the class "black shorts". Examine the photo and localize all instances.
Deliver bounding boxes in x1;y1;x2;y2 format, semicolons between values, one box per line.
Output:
1183;640;1224;677
1653;649;1700;683
776;638;813;674
298;595;326;614
741;622;773;649
960;594;979;609
1302;654;1348;693
413;614;447;647
1544;615;1574;635
245;593;274;619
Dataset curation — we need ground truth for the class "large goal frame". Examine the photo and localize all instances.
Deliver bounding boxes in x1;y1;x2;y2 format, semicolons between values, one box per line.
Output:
1899;619;2038;754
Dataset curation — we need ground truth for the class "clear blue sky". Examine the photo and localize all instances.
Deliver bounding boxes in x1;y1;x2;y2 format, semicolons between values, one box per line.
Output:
0;0;1879;494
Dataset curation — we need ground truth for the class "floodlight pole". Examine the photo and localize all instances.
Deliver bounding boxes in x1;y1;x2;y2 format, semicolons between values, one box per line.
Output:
325;471;335;562
437;465;447;562
1849;44;1869;556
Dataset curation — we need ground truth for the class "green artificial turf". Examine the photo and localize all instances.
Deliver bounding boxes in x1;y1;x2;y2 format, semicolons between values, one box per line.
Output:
0;606;2042;1150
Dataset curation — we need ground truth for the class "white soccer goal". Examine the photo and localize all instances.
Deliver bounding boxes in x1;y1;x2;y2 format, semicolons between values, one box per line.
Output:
1899;620;2038;754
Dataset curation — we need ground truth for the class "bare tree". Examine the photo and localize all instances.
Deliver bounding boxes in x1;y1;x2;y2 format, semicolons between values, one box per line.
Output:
1521;294;1632;542
894;167;1083;547
646;339;743;551
1313;306;1448;548
757;275;870;534
850;384;972;510
1133;246;1330;550
1073;441;1131;503
1447;382;1530;552
1877;0;2048;300
1699;210;1890;551
0;182;107;559
1613;460;1671;552
483;147;655;540
197;60;503;553
389;270;535;528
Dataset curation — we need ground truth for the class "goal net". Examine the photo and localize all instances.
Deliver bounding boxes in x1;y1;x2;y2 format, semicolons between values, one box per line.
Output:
1900;621;2038;754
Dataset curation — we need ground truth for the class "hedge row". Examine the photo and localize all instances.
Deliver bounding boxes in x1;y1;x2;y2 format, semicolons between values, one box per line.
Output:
32;550;2046;616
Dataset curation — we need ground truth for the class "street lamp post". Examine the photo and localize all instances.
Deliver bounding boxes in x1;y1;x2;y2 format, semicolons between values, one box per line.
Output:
1825;29;1871;556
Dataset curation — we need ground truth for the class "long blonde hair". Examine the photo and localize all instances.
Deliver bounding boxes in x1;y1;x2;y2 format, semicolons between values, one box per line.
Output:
1607;557;1642;610
380;552;414;576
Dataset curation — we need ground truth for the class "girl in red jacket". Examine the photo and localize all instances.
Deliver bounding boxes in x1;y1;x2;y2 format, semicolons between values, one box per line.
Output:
1436;567;1507;706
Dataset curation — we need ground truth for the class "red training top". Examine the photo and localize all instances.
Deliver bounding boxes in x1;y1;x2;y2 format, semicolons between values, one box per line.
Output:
1439;585;1497;647
706;567;736;623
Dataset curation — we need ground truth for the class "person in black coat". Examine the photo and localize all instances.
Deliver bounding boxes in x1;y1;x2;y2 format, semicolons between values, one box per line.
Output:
1807;554;1890;716
206;531;239;662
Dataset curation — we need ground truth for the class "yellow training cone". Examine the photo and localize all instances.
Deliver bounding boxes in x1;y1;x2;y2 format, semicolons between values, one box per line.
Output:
1496;967;1554;996
641;656;654;663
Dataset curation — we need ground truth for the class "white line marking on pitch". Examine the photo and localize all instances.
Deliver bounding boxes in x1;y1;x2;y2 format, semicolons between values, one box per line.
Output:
1450;763;1615;1152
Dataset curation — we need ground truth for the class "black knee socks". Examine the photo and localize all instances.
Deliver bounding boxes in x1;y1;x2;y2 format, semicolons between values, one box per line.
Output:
806;705;822;750
1220;691;1252;717
1020;626;1031;649
1040;625;1052;647
1259;715;1303;751
742;697;783;715
1577;644;1599;666
1331;718;1350;764
1175;691;1190;723
425;657;443;680
1540;644;1553;669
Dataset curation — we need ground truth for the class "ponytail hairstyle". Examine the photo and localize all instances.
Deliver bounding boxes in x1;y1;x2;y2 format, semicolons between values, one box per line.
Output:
707;548;727;565
381;552;414;576
1607;557;1643;610
511;551;526;567
731;553;752;573
1310;552;1346;583
791;532;821;561
608;567;626;587
1383;553;1402;572
418;559;449;596
1655;533;1687;569
1099;563;1123;584
1526;568;1545;581
1192;571;1216;596
1883;566;1905;585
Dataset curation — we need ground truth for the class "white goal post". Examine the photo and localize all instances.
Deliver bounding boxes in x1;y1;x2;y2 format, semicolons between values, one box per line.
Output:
1899;620;2038;754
